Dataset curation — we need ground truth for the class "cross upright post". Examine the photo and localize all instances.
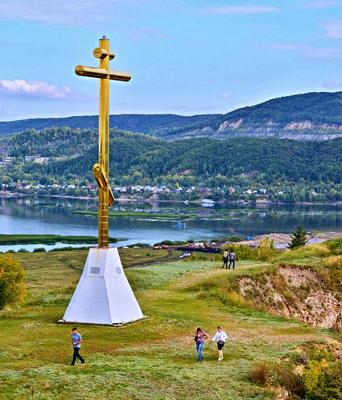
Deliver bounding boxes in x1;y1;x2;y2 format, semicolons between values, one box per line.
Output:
61;38;143;326
75;36;131;248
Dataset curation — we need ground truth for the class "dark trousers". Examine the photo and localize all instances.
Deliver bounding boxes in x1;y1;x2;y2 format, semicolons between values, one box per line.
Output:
228;260;235;269
222;258;228;268
71;347;85;365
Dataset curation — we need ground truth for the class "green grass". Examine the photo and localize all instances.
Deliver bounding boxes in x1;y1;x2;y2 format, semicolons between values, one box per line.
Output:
0;234;118;245
73;210;240;221
0;249;338;399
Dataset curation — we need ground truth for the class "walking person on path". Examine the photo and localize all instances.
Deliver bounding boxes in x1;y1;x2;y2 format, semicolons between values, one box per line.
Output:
228;250;236;269
194;327;209;362
212;326;228;361
70;327;85;366
222;251;229;269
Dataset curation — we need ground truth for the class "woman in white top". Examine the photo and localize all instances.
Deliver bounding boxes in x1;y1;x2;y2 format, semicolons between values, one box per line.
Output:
212;326;228;361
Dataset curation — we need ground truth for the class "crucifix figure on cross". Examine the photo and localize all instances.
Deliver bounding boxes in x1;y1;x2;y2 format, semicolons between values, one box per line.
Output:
76;35;131;248
61;37;144;325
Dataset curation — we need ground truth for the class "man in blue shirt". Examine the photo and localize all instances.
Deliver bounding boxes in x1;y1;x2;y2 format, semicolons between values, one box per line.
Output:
70;327;85;366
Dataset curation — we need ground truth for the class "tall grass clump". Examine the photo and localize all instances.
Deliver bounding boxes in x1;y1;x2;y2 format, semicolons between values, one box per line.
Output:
0;254;25;309
185;252;220;262
323;255;342;269
249;362;270;386
275;243;331;263
273;364;305;398
325;237;342;255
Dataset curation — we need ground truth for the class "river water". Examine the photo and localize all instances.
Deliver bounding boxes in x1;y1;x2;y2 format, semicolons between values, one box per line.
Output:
0;197;341;251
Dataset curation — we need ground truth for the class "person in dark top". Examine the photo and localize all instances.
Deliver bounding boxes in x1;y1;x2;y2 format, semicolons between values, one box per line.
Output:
70;327;85;366
228;251;236;269
194;327;209;362
222;251;229;269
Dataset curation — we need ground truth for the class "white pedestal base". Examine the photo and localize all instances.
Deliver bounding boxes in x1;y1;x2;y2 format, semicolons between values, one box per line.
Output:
61;248;144;325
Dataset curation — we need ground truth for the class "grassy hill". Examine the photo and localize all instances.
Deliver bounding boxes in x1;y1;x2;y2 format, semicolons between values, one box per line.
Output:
0;242;341;399
1;91;342;140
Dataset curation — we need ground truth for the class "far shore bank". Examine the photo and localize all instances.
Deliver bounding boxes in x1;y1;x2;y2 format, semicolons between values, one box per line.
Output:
1;193;341;207
0;231;340;254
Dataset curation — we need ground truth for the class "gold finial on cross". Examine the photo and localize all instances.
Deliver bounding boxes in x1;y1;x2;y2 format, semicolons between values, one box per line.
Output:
75;37;131;248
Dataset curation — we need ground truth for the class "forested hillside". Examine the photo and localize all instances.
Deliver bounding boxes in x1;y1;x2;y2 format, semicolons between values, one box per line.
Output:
45;135;342;184
1;127;341;202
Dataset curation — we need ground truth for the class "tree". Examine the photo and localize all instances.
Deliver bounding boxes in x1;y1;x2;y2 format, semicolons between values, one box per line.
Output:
0;255;25;309
288;225;308;250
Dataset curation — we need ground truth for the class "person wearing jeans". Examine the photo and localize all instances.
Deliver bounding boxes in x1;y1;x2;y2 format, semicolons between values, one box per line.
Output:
194;327;209;362
228;251;236;269
70;327;85;366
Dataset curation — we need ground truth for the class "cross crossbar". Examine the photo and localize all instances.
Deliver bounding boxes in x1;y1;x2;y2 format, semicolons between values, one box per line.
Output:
75;65;131;81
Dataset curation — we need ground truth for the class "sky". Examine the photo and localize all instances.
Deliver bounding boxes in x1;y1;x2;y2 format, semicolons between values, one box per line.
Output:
0;0;341;120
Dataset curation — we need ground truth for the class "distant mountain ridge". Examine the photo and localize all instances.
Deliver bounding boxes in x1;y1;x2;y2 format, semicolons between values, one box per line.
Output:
1;91;341;140
167;91;342;141
0;114;221;137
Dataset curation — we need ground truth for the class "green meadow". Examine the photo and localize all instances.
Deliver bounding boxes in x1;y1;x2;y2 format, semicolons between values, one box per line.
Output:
0;246;340;399
0;234;118;245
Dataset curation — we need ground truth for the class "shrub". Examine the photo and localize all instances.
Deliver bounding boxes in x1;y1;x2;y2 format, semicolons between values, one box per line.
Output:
249;362;270;386
223;243;255;260
255;237;279;261
228;236;243;243
128;243;150;248
33;247;46;252
17;248;29;253
0;255;25;309
302;360;342;400
305;361;342;400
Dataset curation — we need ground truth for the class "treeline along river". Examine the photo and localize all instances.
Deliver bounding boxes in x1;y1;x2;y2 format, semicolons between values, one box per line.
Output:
0;197;341;251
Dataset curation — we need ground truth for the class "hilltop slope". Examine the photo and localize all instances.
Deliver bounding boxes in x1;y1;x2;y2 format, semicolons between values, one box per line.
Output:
161;92;342;140
0;243;340;399
0;114;221;137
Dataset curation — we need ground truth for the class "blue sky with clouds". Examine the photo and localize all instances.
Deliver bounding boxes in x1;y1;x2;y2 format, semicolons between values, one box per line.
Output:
0;0;341;120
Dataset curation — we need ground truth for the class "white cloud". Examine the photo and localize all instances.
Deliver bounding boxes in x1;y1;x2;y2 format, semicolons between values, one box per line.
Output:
127;26;170;41
324;20;342;38
322;80;342;89
0;79;71;99
268;43;342;59
0;0;156;25
305;1;341;9
205;6;278;15
219;93;230;99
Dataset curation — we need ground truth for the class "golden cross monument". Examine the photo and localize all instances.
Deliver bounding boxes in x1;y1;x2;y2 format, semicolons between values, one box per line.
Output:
75;36;131;248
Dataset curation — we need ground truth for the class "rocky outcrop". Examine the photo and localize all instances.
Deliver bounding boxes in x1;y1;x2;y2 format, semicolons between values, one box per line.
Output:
239;265;341;329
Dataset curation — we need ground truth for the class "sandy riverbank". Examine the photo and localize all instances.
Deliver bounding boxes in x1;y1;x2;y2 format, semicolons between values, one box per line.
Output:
238;231;342;249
